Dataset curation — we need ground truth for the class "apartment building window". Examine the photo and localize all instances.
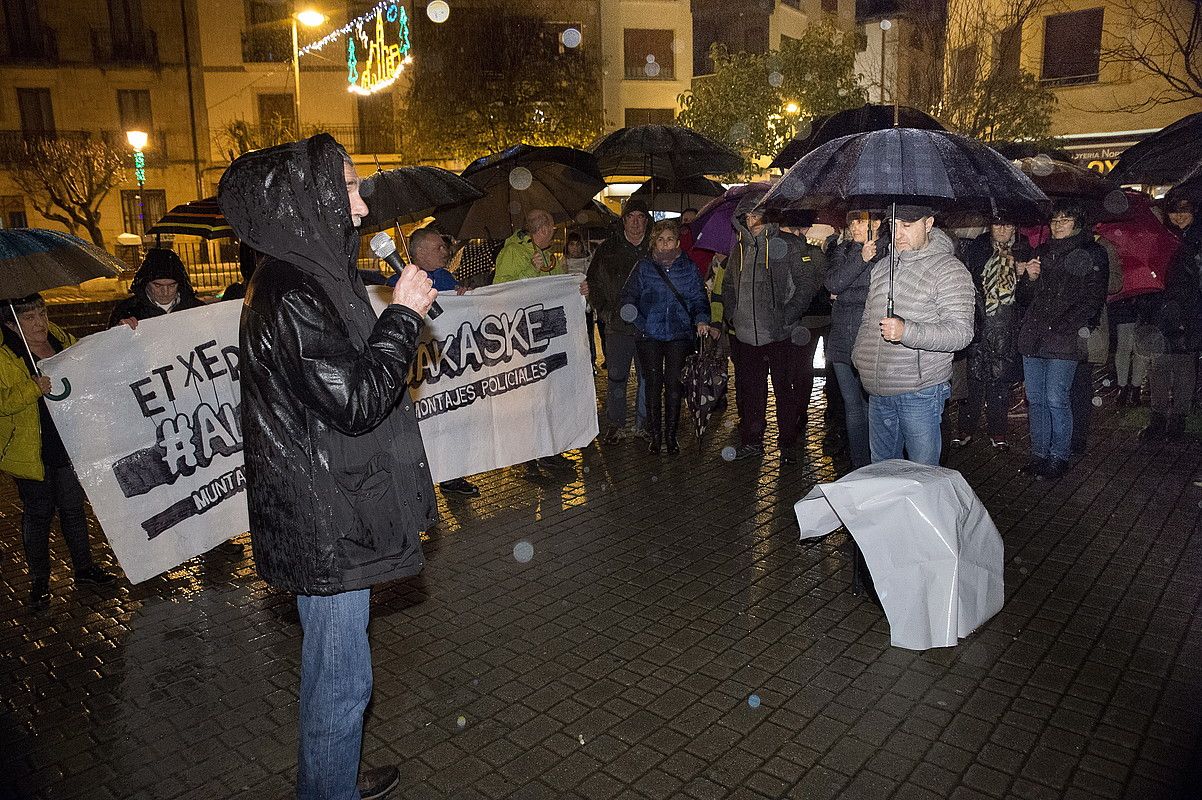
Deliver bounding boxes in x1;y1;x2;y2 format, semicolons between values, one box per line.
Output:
624;29;674;80
993;24;1021;80
821;0;839;13
108;0;145;42
951;43;978;97
16;88;54;134
0;196;27;229
1041;8;1103;86
258;93;295;131
625;108;674;126
117;89;153;132
121;188;166;236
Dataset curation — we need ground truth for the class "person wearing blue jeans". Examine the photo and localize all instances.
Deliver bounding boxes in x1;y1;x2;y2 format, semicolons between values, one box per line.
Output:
867;382;951;464
1021;356;1076;466
222;135;440;800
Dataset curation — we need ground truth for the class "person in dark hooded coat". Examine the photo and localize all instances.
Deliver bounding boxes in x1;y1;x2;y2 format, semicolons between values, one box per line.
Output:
108;247;206;328
218;133;438;800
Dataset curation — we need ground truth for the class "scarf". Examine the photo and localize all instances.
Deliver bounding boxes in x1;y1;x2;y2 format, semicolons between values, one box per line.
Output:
981;238;1017;314
652;247;681;266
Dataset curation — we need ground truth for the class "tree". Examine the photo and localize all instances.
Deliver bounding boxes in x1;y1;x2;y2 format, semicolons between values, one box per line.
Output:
1099;0;1202;110
915;0;1058;145
10;137;127;248
403;3;603;163
216;116;325;161
676;22;866;173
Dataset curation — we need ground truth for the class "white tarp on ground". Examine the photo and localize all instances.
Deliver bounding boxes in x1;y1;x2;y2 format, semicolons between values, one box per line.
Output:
40;274;596;583
795;460;1005;650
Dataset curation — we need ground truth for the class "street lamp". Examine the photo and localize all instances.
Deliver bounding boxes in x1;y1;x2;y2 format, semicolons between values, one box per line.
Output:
126;130;148;238
291;8;328;139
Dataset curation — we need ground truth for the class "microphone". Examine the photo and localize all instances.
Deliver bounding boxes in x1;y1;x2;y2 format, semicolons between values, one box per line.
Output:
369;231;442;319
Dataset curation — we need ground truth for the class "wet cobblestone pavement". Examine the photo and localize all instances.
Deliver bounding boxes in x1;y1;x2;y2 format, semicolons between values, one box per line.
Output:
2;376;1200;799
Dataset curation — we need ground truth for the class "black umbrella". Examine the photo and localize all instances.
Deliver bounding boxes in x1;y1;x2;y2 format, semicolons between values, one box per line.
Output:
1166;159;1202;204
770;103;946;170
630;175;726;212
1111;112;1202;185
147;197;234;240
433;145;605;240
358;166;484;236
1013;156;1129;219
589;124;743;179
763;127;1049;315
0;228;125;397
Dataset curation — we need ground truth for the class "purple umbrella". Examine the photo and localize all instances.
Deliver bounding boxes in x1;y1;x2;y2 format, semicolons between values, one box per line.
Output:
690;182;775;254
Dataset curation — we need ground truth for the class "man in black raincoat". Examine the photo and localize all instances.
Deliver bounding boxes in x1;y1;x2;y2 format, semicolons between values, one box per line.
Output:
218;134;438;800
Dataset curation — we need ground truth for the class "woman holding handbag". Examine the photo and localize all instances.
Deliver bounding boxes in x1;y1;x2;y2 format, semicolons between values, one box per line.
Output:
619;220;711;454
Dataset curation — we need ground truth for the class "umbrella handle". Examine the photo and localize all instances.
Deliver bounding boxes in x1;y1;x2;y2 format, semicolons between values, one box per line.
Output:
45;377;71;401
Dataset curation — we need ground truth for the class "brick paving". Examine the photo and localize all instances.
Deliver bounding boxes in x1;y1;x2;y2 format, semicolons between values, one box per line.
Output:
2;363;1201;799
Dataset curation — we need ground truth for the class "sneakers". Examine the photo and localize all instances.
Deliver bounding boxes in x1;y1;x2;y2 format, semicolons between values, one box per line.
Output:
28;577;49;611
75;566;115;586
730;443;764;461
950;434;974;447
989;437;1009;451
358;765;399;800
438;478;480;497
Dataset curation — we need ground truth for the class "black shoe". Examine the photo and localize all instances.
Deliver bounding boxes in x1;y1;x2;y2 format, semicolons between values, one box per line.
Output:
536;453;573;471
75;566;115;586
522;461;542;480
1116;386;1130;407
439;478;480;497
28;578;49;611
1020;456;1047;475
1130;387;1142;407
601;425;623;444
666;437;680;455
1141;412;1167;442
358;765;399;800
647;437;661;454
216;539;244;556
781;448;800;465
1037;458;1068;480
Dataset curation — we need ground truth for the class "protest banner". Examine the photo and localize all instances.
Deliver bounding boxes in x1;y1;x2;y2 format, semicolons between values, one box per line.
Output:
39;302;246;583
369;273;598;483
41;274;596;582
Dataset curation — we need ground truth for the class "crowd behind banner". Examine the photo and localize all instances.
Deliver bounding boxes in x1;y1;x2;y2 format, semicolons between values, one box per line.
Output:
4;186;1200;606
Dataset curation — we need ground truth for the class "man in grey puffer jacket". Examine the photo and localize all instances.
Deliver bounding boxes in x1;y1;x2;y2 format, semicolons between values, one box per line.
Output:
852;205;975;465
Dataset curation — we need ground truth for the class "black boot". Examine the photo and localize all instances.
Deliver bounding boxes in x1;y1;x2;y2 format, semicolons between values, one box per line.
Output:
1130;385;1142;407
1116;386;1130;407
665;402;680;455
647;417;662;453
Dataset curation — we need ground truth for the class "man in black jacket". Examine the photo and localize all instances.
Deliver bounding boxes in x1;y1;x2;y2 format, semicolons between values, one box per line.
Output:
219;134;438;800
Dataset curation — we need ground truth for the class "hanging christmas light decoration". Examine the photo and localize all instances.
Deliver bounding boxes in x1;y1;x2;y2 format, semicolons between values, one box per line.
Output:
296;2;413;96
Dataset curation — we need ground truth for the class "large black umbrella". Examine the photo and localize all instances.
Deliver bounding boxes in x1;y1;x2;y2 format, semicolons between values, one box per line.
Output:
1111;112;1202;185
770;103;946;170
433;145;605;240
1166;159;1202;204
630;175;726;212
589;124;743;179
763;127;1049;314
0;228;125;397
147;197;234;240
359;166;484;236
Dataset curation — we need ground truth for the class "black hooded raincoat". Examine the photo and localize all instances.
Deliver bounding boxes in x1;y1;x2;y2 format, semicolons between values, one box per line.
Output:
218;134;435;595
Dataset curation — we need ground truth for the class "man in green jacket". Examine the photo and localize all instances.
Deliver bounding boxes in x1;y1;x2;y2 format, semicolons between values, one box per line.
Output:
493;209;564;283
1;294;114;610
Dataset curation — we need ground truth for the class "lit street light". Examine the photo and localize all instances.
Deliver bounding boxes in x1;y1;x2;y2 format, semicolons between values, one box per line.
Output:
292;8;328;139
126;130;148;240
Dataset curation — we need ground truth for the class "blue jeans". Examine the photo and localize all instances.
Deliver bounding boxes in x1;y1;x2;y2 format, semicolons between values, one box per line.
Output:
297;589;372;800
604;330;646;429
868;382;951;465
1023;356;1076;462
832;362;871;468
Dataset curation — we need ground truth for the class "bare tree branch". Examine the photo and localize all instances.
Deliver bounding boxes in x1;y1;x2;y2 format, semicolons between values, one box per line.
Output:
10;137;127;248
1097;0;1202;111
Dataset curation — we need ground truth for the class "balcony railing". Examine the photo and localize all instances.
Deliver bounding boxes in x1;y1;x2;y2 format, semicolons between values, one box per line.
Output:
91;27;158;66
624;62;675;80
0;130;168;165
241;28;292;63
317;124;406;156
1040;71;1099;87
0;24;59;63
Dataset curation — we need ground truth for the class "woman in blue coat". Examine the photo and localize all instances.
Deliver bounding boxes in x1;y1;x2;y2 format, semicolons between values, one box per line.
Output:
620;220;710;454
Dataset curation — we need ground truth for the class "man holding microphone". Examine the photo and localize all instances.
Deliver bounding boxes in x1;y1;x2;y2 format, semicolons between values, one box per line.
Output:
219;134;438;800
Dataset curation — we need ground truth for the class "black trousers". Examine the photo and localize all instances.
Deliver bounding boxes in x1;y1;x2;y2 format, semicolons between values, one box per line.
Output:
15;465;94;582
1070;361;1094;453
635;338;690;436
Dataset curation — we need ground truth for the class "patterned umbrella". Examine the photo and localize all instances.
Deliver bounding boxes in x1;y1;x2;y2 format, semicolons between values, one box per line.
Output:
681;334;729;441
147;197;233;239
358;166;484;235
0;228;125;298
771;103;946;169
589;124;743;180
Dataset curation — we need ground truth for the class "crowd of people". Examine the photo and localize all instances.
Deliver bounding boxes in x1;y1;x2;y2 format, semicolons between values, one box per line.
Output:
3;132;1200;798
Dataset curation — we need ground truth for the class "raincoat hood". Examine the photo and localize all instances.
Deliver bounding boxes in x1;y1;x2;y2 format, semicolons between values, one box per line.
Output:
130;248;198;304
217;133;361;293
